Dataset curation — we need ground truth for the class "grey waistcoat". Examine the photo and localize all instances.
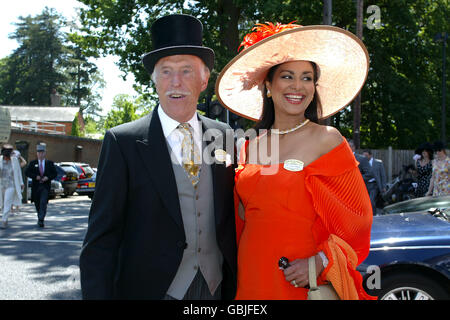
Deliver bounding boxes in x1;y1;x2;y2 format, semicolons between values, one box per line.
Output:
166;144;223;300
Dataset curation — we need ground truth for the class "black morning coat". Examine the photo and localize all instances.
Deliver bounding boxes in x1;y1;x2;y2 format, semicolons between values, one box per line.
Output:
79;107;238;299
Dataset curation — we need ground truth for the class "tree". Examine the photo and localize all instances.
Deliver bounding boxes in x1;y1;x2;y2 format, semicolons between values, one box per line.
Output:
63;45;106;118
0;7;105;120
0;8;67;105
75;0;449;148
71;112;82;137
357;0;449;148
104;94;139;129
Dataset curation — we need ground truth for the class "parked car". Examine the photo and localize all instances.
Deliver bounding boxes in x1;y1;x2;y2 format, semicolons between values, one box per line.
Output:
59;162;94;180
76;172;96;199
27;178;64;200
49;180;65;199
77;163;95;178
382;195;450;215
359;208;450;300
55;164;79;197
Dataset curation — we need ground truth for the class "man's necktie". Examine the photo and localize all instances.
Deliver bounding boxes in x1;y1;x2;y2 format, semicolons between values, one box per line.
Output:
39;161;44;176
178;123;201;187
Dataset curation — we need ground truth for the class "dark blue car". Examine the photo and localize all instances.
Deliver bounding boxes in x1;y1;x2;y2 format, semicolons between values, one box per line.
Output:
359;210;450;300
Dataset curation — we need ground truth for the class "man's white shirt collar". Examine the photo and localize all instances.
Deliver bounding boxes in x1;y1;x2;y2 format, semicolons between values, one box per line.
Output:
157;105;202;165
158;105;201;138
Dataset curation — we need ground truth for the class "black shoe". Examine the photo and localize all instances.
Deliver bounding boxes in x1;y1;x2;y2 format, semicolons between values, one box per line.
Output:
38;221;44;228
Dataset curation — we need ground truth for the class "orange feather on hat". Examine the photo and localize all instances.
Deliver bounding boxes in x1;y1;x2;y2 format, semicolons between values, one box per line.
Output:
238;22;301;51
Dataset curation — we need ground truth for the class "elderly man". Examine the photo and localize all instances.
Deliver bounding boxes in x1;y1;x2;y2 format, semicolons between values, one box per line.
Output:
25;144;57;227
80;14;237;300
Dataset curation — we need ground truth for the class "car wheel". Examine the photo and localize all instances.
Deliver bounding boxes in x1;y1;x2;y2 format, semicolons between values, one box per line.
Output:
378;272;449;300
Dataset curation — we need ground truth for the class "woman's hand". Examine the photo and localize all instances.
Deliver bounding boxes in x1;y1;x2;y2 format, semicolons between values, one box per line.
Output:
282;254;324;288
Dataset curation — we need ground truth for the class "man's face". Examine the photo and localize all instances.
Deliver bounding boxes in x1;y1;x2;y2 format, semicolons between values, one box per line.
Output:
37;151;46;160
153;55;209;123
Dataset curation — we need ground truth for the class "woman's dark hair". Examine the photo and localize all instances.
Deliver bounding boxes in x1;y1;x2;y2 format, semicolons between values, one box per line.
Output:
422;149;434;160
433;141;446;152
1;144;13;157
254;61;322;131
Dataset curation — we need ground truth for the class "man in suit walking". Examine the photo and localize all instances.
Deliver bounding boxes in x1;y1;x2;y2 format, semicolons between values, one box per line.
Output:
347;139;375;186
363;150;387;215
79;14;237;300
25;144;57;227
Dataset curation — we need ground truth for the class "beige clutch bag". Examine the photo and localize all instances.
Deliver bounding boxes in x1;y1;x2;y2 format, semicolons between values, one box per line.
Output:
307;256;340;300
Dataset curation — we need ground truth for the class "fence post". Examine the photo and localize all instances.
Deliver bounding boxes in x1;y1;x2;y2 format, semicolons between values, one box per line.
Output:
388;146;393;183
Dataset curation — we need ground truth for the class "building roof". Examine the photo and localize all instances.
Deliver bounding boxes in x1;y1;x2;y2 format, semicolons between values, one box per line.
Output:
1;106;79;123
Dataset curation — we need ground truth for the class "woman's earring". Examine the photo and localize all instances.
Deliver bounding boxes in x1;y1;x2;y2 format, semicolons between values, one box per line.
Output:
267;90;272;98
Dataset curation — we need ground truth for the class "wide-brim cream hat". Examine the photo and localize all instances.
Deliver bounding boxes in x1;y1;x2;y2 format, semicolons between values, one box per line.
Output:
215;24;369;121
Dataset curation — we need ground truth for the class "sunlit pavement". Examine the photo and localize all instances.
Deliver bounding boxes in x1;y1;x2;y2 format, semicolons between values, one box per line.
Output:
0;196;91;300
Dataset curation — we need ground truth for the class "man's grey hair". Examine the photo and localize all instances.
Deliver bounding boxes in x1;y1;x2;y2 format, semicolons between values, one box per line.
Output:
151;60;210;84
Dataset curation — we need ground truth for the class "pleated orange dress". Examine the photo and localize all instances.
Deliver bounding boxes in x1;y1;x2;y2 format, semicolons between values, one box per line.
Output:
234;140;375;300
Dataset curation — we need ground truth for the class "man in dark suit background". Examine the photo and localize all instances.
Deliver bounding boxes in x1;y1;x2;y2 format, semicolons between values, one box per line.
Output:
363;149;387;215
25;144;57;227
79;14;237;300
347;139;375;186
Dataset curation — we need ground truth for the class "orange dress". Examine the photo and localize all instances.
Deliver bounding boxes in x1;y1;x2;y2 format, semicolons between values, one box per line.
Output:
234;140;374;300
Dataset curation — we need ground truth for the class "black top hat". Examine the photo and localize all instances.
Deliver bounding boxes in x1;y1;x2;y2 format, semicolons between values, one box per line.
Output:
142;14;215;75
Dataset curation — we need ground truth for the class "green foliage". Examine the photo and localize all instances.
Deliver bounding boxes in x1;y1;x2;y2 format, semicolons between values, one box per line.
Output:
0;8;67;106
74;0;448;148
62;44;106;118
84;115;106;138
71;112;83;137
104;94;140;129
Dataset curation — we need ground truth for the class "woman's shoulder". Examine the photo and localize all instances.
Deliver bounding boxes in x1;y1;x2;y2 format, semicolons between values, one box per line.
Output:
309;123;343;156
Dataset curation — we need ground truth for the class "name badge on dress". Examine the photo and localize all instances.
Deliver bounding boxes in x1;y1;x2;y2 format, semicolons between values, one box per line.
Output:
283;159;304;172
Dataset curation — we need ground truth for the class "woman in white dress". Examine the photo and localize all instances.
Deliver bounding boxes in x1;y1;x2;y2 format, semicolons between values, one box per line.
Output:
0;144;24;229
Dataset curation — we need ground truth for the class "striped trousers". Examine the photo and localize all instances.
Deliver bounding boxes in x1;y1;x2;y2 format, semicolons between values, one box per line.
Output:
164;270;221;300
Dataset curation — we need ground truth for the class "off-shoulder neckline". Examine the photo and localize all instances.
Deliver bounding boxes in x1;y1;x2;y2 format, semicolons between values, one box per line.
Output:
240;139;347;168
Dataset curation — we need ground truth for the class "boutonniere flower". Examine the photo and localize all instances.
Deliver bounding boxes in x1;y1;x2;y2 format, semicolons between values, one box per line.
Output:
214;149;232;167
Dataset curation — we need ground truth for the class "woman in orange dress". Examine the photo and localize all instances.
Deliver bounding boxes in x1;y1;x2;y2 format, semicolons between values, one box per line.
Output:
216;23;375;300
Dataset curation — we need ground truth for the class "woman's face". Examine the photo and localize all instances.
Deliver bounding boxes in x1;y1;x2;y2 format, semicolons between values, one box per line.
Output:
435;149;446;158
265;60;315;118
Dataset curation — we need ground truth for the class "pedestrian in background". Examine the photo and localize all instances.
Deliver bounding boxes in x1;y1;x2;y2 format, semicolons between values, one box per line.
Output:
25;144;57;228
348;139;375;188
10;149;27;215
427;141;449;196
414;142;433;197
363;150;387;215
0;144;24;229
